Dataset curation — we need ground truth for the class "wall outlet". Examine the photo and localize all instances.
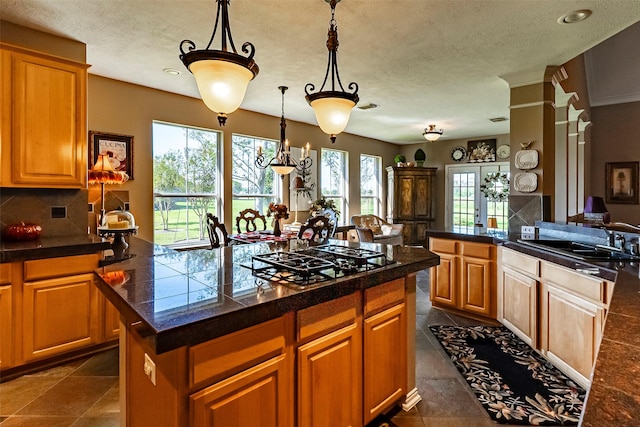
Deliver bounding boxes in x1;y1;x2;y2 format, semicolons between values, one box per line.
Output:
521;226;537;235
143;353;156;386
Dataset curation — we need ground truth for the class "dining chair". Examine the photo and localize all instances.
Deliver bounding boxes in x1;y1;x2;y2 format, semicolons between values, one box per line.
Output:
314;207;338;238
235;208;267;234
297;215;332;242
206;213;229;248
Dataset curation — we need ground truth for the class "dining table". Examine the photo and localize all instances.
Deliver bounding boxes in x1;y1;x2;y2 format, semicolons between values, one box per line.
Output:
228;230;299;244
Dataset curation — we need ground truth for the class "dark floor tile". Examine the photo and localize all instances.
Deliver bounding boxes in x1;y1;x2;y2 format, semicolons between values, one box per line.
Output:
0;376;61;416
421;416;497;427
416;349;460;380
83;384;119;418
24;359;86;378
0;416;78;426
414;378;487;418
71;348;119;377
16;376;117;417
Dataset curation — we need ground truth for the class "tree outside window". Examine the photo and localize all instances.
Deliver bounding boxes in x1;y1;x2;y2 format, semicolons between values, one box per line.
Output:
321;149;348;223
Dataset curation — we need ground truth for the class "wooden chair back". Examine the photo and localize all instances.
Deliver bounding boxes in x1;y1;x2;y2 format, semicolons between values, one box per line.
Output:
298;215;332;242
314;208;338;238
206;213;229;248
235;208;267;234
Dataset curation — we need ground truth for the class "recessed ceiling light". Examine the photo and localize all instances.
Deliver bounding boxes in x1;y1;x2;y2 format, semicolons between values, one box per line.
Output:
163;68;181;75
558;9;592;24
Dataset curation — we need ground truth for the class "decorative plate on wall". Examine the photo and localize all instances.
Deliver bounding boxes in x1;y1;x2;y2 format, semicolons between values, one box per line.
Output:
497;144;510;159
514;149;538;170
514;172;538;192
451;146;466;162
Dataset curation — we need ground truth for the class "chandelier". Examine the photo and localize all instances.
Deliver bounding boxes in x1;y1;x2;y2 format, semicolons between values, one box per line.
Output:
179;0;259;126
256;86;312;177
423;124;444;142
305;0;359;144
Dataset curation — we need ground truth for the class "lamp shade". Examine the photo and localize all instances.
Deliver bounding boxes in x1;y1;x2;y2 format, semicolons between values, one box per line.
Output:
309;96;356;137
189;59;255;116
584;196;608;213
423;125;443;142
88;154;128;185
291;176;305;189
271;164;296;176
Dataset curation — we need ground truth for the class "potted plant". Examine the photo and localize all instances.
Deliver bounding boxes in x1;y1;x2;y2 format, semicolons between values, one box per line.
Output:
309;197;340;218
414;149;426;167
394;154;406;167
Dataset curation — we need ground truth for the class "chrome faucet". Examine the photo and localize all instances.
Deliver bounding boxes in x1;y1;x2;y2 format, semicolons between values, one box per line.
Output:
605;230;627;252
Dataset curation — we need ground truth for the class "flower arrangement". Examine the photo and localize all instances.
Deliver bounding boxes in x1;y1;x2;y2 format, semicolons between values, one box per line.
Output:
480;172;510;202
266;202;289;221
309;197;340;217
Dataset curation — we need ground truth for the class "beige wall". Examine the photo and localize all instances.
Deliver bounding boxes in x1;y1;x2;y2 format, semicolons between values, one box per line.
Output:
590;101;640;224
88;75;400;241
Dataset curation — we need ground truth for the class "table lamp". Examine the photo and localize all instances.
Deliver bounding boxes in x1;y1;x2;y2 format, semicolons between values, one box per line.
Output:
584;196;610;224
88;154;129;227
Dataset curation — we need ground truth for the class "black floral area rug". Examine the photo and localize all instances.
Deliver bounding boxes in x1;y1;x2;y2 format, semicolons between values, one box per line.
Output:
429;325;586;425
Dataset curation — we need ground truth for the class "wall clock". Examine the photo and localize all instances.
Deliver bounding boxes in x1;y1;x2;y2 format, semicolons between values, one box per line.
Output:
497;144;510;159
451;146;466;162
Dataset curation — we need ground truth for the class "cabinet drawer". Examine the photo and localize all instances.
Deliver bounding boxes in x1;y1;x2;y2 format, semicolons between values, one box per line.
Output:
461;242;495;260
190;315;290;388
500;247;539;277
541;262;605;304
364;278;405;317
24;254;99;281
0;264;11;285
429;238;457;255
298;293;359;342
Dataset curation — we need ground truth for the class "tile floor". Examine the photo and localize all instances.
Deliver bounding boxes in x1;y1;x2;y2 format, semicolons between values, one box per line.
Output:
0;269;508;426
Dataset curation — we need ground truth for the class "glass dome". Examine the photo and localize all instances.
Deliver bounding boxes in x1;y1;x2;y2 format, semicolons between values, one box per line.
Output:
101;209;136;229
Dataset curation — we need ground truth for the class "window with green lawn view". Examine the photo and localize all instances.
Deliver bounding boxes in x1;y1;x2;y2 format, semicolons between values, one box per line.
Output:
360;154;382;216
152;121;221;248
231;134;282;231
321;148;348;224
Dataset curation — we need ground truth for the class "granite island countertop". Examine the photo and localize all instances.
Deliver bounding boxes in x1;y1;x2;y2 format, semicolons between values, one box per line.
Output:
94;237;440;354
426;225;640;426
0;233;111;263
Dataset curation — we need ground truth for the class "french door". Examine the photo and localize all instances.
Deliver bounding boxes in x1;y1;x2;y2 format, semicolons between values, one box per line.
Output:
445;163;510;231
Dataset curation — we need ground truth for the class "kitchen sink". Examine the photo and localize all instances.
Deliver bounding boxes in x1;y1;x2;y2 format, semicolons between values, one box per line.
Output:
516;239;640;261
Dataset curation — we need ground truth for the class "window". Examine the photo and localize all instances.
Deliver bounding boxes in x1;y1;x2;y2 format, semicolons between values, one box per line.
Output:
320;148;348;224
153;121;221;248
446;163;509;231
231;134;282;222
360;154;382;215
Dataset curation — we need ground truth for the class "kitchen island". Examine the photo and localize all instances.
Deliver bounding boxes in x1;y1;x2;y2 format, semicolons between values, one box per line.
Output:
94;237;440;427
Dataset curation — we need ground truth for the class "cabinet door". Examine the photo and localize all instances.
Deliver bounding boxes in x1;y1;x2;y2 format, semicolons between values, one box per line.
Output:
298;322;362;427
413;175;433;219
397;176;414;219
104;298;120;341
0;284;12;369
190;354;291;427
2;48;87;188
460;257;493;317
364;303;406;424
429;253;458;308
22;273;99;361
500;266;537;347
543;283;603;388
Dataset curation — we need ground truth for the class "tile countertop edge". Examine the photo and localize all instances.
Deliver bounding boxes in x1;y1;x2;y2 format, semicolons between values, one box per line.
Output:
0;234;111;263
95;239;441;354
427;229;640;425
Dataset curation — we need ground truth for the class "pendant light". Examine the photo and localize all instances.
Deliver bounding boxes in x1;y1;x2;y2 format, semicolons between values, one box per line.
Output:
179;0;259;126
305;0;359;144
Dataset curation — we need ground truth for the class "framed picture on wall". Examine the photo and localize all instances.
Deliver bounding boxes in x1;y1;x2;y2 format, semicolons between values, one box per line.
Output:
605;161;638;204
467;139;496;163
89;131;134;179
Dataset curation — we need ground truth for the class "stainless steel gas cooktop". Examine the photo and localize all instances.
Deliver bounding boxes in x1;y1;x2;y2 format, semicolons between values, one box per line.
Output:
247;245;391;289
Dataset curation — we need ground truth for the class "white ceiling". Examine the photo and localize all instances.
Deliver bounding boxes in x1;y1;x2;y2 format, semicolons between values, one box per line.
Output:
1;0;639;145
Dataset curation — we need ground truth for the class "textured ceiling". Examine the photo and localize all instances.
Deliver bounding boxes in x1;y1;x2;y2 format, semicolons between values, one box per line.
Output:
1;0;639;144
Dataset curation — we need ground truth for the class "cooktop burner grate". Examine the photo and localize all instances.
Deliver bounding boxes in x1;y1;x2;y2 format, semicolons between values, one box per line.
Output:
248;245;390;289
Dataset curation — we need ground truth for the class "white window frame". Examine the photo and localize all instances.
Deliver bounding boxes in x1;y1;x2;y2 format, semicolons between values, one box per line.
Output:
360;154;382;216
320;148;348;224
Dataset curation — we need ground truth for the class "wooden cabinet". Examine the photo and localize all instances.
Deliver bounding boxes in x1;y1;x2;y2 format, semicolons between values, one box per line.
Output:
386;166;437;244
498;247;539;346
21;254;101;362
429;238;497;319
0;263;13;369
498;246;613;388
1;44;88;188
540;261;609;388
103;299;120;340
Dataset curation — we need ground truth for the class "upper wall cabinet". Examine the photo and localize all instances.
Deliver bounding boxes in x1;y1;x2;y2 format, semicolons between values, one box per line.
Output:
1;44;88;188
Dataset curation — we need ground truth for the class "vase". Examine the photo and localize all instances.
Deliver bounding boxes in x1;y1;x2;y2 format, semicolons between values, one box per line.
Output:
273;219;281;236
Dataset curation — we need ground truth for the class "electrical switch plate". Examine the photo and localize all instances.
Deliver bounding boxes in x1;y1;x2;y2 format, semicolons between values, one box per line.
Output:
143;353;156;386
521;226;537;235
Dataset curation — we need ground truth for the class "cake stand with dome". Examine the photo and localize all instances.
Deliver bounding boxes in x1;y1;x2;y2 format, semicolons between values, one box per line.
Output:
98;209;138;263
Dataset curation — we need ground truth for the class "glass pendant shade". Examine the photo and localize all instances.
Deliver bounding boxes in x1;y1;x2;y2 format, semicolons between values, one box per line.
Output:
423;125;444;142
309;96;356;136
271;164;296;176
189;59;254;118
